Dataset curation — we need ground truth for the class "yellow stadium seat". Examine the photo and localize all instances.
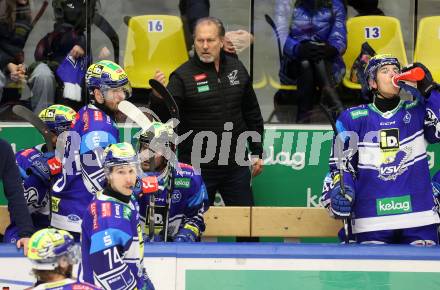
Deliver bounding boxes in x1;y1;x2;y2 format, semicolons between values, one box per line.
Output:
343;16;408;89
252;72;268;90
124;15;188;89
268;75;297;90
414;16;440;83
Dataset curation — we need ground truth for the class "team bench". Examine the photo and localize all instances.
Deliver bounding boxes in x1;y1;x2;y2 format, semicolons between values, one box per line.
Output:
0;206;341;241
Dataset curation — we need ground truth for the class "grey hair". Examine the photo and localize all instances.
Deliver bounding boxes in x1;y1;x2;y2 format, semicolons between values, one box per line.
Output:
193;16;225;38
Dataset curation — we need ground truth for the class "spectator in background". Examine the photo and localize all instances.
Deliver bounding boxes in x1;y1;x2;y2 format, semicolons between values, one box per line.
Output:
0;0;55;113
0;138;35;253
31;0;92;112
151;18;264;244
275;0;347;123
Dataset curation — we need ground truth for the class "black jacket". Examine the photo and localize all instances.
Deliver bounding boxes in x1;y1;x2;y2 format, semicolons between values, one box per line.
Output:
151;52;264;168
0;138;35;238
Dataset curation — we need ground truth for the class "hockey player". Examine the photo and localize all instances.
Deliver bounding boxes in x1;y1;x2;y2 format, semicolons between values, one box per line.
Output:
4;104;76;244
51;60;130;239
135;121;209;242
27;228;99;289
321;54;440;244
80;142;155;290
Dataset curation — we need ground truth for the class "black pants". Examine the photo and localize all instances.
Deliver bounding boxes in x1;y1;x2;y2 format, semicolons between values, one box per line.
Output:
202;165;258;242
202;165;254;206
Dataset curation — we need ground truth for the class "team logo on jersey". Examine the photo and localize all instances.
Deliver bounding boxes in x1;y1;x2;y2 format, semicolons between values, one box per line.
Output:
227;69;240;86
403;111;411;124
378;146;412;181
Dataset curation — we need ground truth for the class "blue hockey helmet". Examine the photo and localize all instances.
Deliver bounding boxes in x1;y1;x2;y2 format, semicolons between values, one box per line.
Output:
364;54;400;85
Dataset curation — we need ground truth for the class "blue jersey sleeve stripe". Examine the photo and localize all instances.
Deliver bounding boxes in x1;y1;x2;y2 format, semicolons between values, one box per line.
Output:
90;228;131;254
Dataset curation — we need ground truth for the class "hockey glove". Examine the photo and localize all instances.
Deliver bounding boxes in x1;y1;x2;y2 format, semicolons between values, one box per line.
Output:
401;62;438;98
27;152;60;186
174;224;200;242
330;183;355;219
296;41;324;61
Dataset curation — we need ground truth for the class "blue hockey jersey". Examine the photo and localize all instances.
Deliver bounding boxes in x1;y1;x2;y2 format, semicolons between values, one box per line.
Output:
322;91;440;234
4;146;50;243
51;104;118;233
136;163;209;241
80;190;154;290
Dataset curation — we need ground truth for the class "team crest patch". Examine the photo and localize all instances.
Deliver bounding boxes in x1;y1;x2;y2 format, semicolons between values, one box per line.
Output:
227;70;240;85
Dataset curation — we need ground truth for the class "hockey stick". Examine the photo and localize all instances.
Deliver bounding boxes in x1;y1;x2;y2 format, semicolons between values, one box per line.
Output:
149;79;180;121
148;79;180;242
118;100;153;131
319;103;351;244
12;105;54;152
118;100;159;240
264;14;282;64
